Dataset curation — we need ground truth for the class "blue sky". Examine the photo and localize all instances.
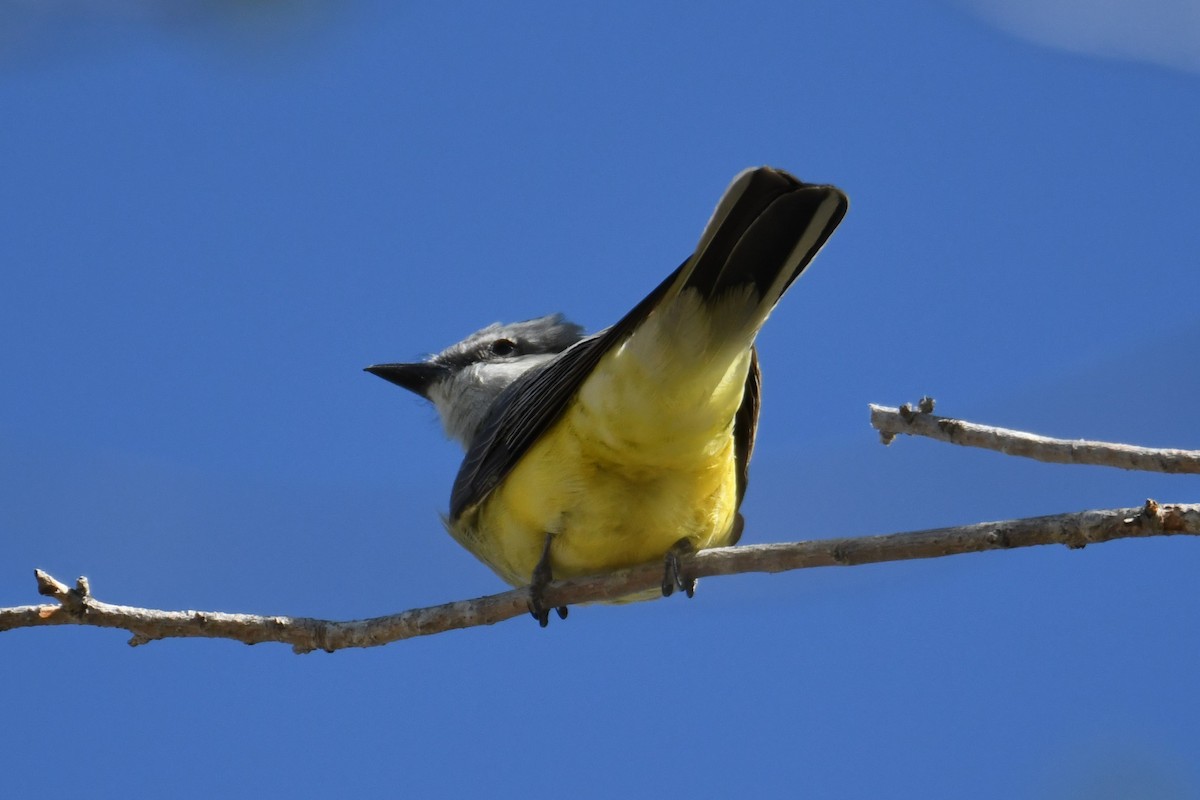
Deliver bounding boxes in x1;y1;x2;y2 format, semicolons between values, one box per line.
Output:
3;2;1198;797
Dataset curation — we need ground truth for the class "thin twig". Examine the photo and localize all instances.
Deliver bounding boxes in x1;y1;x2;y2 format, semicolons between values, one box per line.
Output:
870;400;1200;474
3;501;1196;653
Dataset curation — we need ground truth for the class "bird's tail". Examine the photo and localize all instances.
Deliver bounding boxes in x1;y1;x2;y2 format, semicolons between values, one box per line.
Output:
674;166;848;329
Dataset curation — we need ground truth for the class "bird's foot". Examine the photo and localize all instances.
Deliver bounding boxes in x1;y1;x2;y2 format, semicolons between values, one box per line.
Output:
662;538;697;598
527;533;569;627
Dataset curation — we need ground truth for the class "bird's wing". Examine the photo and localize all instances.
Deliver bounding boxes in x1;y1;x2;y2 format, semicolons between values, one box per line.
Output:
449;259;688;520
723;347;761;546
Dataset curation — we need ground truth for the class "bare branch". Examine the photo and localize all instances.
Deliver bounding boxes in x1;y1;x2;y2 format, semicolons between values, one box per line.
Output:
3;501;1196;652
870;401;1200;474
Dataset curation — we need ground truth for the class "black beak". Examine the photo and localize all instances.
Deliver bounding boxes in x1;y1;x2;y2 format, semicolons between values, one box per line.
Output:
363;362;450;399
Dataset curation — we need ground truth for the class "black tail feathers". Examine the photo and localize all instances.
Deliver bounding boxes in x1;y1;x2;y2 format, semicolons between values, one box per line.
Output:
683;167;848;305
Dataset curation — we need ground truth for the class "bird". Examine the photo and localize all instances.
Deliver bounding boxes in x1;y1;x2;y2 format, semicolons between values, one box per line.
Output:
367;166;848;624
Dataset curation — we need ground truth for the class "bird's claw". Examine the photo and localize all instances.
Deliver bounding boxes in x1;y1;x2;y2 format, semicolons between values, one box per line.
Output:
662;538;697;598
527;533;568;627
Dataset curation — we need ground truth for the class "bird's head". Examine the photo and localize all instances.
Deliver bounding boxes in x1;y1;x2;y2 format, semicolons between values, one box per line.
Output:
366;313;585;448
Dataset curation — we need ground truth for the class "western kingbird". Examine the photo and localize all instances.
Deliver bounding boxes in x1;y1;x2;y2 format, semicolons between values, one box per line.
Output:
367;167;848;623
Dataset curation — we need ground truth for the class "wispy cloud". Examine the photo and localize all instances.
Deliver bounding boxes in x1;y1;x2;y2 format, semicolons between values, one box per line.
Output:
0;0;342;70
953;0;1200;74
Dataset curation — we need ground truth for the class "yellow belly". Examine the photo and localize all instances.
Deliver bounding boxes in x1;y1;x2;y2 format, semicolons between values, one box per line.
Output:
451;417;741;587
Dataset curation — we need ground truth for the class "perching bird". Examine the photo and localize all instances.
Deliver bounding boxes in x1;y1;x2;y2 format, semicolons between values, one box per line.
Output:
367;167;848;624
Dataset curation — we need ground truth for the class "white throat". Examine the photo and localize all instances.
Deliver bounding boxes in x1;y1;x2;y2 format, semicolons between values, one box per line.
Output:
427;354;557;449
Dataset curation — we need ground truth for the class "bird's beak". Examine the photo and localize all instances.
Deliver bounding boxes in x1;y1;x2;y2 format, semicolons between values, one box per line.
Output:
363;362;450;399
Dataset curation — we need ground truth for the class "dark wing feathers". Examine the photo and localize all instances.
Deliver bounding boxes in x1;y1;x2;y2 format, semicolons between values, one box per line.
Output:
733;347;761;506
449;258;689;519
726;347;761;547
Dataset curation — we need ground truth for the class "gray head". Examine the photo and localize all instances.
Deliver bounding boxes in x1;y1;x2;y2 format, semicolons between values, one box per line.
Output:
366;313;586;449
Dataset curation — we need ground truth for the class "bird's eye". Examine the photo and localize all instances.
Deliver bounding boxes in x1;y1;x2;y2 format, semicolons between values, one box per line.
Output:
489;338;517;357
